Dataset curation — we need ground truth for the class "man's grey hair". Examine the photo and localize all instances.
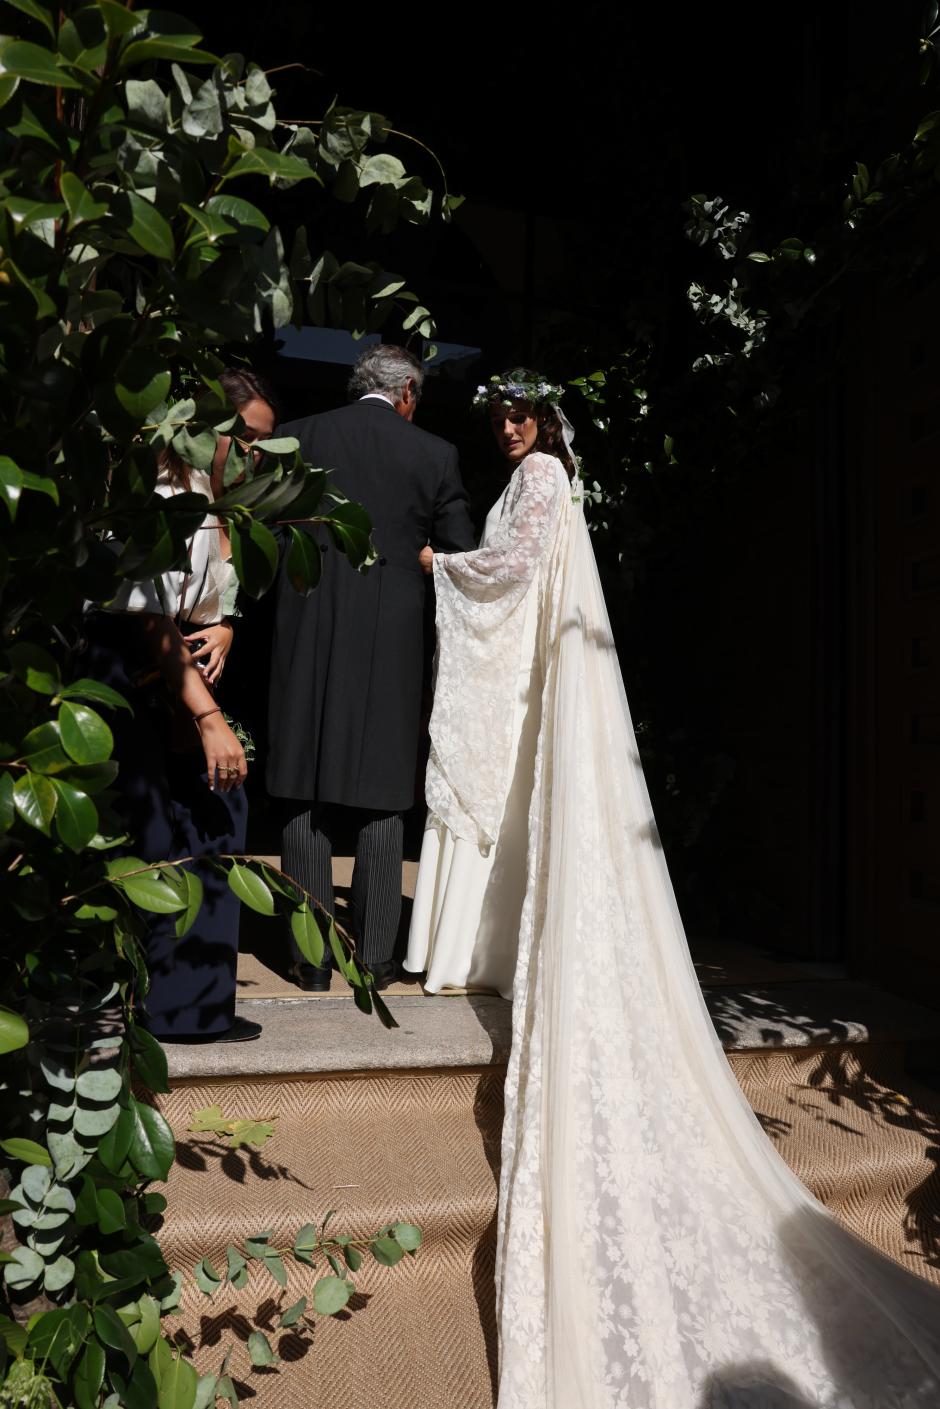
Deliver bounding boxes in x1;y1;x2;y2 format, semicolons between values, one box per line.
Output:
347;344;424;403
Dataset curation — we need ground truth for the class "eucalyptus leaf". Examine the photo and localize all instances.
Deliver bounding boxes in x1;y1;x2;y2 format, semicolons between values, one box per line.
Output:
312;1274;354;1315
43;1252;76;1293
246;1330;278;1367
3;1245;43;1290
279;1296;307;1327
76;1066;122;1102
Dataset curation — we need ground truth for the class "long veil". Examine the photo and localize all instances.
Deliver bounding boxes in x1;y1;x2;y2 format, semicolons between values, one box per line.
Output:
493;478;940;1408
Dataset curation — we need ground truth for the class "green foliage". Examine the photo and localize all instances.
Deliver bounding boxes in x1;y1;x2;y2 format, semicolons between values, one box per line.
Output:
0;4;443;1404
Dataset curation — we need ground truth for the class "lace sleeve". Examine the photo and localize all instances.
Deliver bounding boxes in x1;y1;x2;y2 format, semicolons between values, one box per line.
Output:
426;453;568;849
434;452;564;600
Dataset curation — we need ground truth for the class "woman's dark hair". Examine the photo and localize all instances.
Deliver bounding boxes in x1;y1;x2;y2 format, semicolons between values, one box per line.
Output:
487;367;576;480
160;366;278;488
218;366;279;420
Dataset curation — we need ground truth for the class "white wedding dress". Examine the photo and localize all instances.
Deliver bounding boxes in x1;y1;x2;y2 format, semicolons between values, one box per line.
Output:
415;450;940;1409
406;485;542;996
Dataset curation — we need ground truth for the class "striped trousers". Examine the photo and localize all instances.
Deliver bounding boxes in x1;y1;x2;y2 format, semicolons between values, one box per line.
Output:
281;803;404;968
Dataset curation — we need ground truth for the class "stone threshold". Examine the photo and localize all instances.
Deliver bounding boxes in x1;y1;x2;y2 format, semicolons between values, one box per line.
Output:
163;980;940;1081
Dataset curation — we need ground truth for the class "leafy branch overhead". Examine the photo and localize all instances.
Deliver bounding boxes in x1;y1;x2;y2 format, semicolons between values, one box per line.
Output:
0;4;443;1407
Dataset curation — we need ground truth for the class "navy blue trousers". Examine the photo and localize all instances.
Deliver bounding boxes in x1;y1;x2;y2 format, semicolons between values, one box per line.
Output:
83;616;247;1039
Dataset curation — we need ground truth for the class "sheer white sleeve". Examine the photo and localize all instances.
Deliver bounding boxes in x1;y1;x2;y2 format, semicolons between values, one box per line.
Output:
426;452;567;850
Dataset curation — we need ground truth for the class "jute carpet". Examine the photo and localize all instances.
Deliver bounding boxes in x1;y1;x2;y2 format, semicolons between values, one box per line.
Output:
155;1041;940;1408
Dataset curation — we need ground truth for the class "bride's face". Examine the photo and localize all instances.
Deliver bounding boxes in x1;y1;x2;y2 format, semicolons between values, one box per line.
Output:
490;401;539;464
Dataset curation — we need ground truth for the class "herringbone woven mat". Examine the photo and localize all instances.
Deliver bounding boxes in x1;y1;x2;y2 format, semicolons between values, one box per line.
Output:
156;1046;940;1407
729;1044;940;1285
157;1069;504;1409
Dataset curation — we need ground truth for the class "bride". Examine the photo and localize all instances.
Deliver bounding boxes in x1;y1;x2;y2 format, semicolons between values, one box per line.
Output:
406;370;940;1408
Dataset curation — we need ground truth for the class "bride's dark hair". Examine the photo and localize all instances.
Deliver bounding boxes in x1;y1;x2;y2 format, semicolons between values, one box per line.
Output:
487;367;576;480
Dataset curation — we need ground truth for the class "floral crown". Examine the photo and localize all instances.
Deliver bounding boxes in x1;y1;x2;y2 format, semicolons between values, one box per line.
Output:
472;369;565;411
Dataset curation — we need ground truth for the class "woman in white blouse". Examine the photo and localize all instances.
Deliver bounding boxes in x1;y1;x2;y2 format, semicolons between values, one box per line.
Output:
85;370;276;1043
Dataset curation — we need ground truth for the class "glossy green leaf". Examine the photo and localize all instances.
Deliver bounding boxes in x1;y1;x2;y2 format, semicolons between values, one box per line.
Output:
230;516;278;598
4;195;63;227
94;1302;137;1363
174;868;204;939
0;773;11;836
0;37;83;88
227;862;275;915
205;193;270;235
60;172;107;229
97;1105;135;1175
225;146;318;186
7;641;60;694
3;1;55;38
95;1187;127;1235
124;191;176;261
131;1024;170;1094
22;720;71;774
128;1098;175;1182
113;350;173;423
0;1136;51;1166
59;701;113;764
72;1337;106;1409
0;1006;28;1055
130;1295;162;1356
0;457;23;520
59;677;133;711
98;0;142;37
13;771;56;834
26;1303;89;1379
312;1274;354;1315
52;778;99;851
120;37;219;68
290;904;325;968
286;525;322;595
121;868;187;914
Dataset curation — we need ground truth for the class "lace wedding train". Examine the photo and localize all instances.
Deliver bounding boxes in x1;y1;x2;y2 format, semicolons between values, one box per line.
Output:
427;452;940;1409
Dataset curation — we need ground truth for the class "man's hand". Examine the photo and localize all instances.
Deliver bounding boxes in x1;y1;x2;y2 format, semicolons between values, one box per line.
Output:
189;622;235;684
418;545;434;575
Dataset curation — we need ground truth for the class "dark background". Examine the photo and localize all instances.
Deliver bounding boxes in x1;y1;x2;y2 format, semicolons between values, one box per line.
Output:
190;0;938;997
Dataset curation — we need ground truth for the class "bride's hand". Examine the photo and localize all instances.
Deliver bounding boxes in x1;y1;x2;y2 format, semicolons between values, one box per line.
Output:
418;546;434;575
189;622;234;684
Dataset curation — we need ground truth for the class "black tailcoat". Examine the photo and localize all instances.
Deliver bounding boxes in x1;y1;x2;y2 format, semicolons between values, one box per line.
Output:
266;398;476;810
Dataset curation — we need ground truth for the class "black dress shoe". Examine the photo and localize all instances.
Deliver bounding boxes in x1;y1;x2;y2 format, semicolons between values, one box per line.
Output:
290;962;332;993
365;960;399;992
215;1016;262;1042
163;1016;263;1044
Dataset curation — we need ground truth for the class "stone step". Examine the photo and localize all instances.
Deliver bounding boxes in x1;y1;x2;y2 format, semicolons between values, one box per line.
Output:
163;980;940;1083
